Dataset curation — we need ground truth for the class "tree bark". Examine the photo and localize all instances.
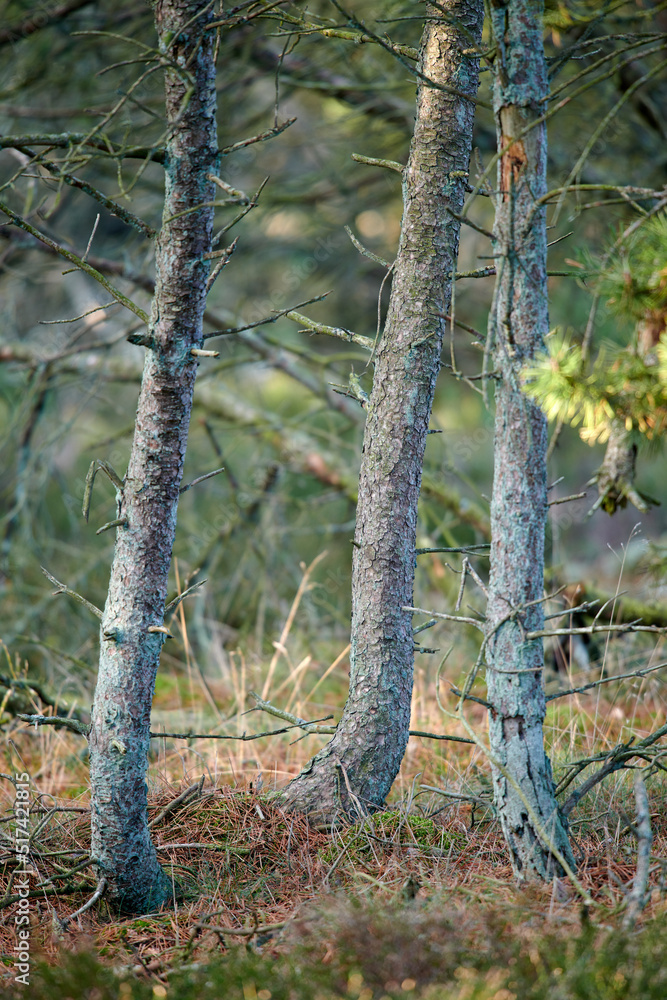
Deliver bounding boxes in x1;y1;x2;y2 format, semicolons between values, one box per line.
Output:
281;2;484;824
485;0;575;880
88;0;218;913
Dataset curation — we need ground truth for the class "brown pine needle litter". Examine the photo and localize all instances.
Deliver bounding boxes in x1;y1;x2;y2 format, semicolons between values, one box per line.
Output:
1;744;666;982
1;558;666;993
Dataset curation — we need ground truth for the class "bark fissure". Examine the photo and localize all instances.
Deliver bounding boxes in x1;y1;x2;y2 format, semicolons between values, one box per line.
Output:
485;0;575;881
282;1;485;824
88;0;218;914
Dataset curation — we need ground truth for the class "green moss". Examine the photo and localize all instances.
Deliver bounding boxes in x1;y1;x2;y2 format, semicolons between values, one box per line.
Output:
318;809;460;867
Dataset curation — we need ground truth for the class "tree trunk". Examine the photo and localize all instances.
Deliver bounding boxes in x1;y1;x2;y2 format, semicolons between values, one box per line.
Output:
282;1;484;824
485;0;575;879
88;0;218;914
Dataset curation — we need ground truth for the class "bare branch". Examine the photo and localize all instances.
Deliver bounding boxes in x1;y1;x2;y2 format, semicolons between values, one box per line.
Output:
560;721;667;817
179;467;225;494
164;579;207;615
546;661;667;703
247;691;336;734
527;623;666;640
11;144;156;238
403;605;485;631
0;0;94;47
219;117;296;155
0;134;165;164
16;714;90;736
286;310;374;350
351;153;404;173
409;729;475;745
40;566;103;620
0;201;149;321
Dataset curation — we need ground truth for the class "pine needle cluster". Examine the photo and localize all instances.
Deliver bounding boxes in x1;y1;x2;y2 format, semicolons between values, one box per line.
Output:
522;212;667;445
522;333;667;443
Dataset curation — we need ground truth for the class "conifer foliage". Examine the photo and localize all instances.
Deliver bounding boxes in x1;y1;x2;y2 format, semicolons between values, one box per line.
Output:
523;212;667;513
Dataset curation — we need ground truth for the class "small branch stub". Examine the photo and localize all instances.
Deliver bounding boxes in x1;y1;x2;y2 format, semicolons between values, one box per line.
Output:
147;625;174;638
96;517;128;536
191;347;219;358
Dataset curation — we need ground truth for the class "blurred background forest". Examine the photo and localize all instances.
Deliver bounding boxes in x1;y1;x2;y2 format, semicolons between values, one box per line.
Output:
0;0;666;788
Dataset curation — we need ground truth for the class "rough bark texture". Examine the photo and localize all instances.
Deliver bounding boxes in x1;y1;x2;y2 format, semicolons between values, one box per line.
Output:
88;0;217;913
281;2;484;824
485;0;575;880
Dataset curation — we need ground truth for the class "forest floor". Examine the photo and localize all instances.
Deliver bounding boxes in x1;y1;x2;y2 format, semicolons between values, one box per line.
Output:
1;587;666;999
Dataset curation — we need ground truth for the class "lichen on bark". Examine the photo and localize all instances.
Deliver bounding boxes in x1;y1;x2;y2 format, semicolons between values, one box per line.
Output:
281;1;485;825
485;0;575;880
87;0;218;914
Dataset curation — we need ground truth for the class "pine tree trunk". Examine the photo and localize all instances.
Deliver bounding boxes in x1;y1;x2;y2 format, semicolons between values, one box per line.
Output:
88;0;218;913
281;1;484;824
485;0;575;880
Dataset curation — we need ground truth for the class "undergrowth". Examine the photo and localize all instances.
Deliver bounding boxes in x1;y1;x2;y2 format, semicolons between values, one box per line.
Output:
0;559;665;997
8;900;667;999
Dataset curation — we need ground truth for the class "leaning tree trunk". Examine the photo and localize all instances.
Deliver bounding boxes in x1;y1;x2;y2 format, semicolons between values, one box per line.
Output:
88;0;218;913
282;1;484;824
485;0;575;879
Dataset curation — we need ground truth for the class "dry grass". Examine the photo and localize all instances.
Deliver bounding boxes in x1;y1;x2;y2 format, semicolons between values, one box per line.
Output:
0;561;666;995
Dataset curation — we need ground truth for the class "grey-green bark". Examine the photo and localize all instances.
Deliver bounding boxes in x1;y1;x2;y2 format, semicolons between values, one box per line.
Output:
485;0;575;880
281;1;484;824
88;0;218;914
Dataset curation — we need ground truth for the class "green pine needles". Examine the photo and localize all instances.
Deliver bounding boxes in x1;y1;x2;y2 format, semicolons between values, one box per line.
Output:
522;211;667;445
522;333;667;443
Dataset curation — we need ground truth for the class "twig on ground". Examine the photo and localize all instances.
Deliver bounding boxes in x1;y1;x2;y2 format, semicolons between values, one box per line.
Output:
147;777;205;829
420;784;495;813
59;876;107;930
194;920;286;937
0;883;91;910
37;856;94;888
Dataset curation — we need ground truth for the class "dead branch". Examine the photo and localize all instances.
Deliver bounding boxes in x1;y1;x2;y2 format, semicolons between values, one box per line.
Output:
286;310;374;351
0;0;94;46
164;579;207;614
0;674;87;723
527;622;666;640
0;202;149;320
60;877;107;931
409;729;475;745
17;714;90;736
546;660;667;702
41;566;103;619
560;721;667;817
622;773;653;931
247;691;337;734
149;719;333;741
147;777;205;829
403;605;486;631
